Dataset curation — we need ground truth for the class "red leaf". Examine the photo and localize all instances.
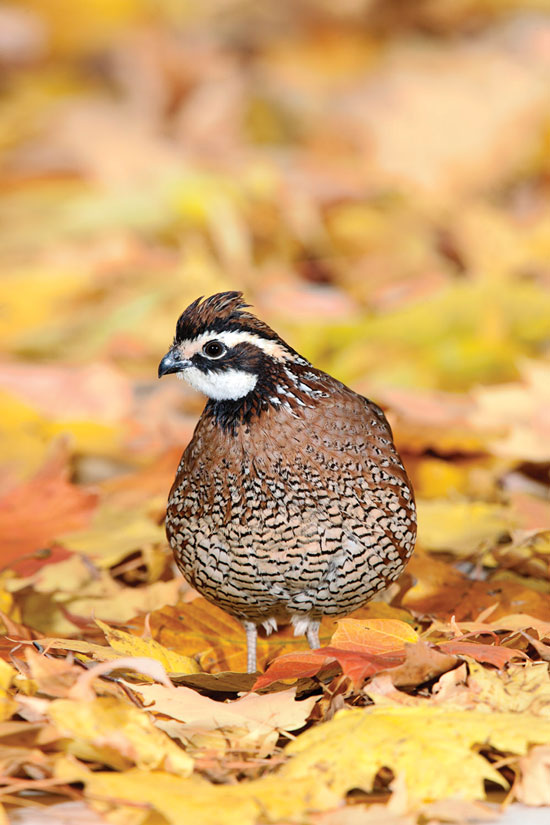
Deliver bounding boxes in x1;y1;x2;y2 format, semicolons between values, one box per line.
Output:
12;544;73;578
436;640;527;667
0;444;98;572
253;645;405;690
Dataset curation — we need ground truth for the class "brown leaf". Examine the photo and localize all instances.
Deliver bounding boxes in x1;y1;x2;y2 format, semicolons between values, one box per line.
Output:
436;639;527;667
403;553;550;621
385;641;458;688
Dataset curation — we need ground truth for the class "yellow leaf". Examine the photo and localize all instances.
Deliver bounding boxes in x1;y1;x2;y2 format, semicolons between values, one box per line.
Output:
96;619;199;675
60;503;166;568
0;392;53;480
0;661;16;722
55;706;550;819
460;662;550;717
282;705;550;802
23;0;142;56
22;575;182;635
0;390;123;481
417;498;513;556
0;268;92;350
332;619;418;653
415;457;471;499
48;696;193;776
54;765;263;825
54;763;335;825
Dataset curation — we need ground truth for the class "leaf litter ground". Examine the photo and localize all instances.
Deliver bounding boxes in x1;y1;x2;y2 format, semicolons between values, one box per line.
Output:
1;3;550;824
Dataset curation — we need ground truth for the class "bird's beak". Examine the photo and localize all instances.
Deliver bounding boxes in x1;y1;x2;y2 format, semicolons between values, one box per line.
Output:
158;350;191;378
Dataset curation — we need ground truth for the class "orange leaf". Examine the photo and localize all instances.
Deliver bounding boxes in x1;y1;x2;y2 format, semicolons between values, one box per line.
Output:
0;444;98;572
436;640;527;668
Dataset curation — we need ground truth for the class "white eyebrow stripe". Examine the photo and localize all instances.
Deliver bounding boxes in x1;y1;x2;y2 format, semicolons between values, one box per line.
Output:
177;329;288;360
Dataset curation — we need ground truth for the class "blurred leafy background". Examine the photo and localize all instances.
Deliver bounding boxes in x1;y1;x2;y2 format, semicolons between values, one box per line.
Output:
2;3;550;821
1;0;549;636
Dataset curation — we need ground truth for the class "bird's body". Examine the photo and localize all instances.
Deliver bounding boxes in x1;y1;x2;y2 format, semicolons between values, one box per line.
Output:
159;292;416;672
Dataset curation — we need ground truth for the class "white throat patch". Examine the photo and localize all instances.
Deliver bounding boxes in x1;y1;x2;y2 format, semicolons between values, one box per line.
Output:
179;366;257;401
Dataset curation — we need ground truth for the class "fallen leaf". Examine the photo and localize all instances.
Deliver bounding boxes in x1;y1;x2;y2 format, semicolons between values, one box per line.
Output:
253;619;419;690
0;660;16;721
331;618;419;653
416;498;513;556
429;613;550;640
470;360;550;461
515;745;550;805
0;362;132;423
53;761;336;825
485;530;550;580
95;619;200;675
22;574;183;635
403;553;550;621
23;648;83;699
48;696;193;775
136;598;415;674
59;502;166;569
253;647;405;690
127;683;316;756
382;641;458;688
68;657;174;701
454;661;550;717
0;444;97;571
9;800;112;825
282;705;550;801
435;640;527;667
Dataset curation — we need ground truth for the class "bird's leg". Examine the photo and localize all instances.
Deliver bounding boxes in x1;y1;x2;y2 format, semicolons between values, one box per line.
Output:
244;621;258;673
306;622;320;650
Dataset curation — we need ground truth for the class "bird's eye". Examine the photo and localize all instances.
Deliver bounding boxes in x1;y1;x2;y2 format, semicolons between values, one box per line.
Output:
203;341;226;359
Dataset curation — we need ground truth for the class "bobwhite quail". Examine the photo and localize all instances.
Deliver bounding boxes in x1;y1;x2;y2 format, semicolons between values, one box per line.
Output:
159;292;416;673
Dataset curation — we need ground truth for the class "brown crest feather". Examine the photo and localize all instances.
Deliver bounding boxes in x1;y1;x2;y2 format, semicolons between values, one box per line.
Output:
174;291;281;343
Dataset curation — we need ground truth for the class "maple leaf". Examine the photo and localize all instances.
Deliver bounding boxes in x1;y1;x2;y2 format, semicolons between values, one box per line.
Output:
282;705;550;802
0;444;97;573
95;618;200;675
48;696;193;776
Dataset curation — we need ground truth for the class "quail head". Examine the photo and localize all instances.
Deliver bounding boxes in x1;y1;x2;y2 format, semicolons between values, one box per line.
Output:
159;292;416;673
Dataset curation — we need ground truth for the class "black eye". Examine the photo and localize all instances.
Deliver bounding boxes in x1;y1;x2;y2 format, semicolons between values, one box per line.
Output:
203;340;226;359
